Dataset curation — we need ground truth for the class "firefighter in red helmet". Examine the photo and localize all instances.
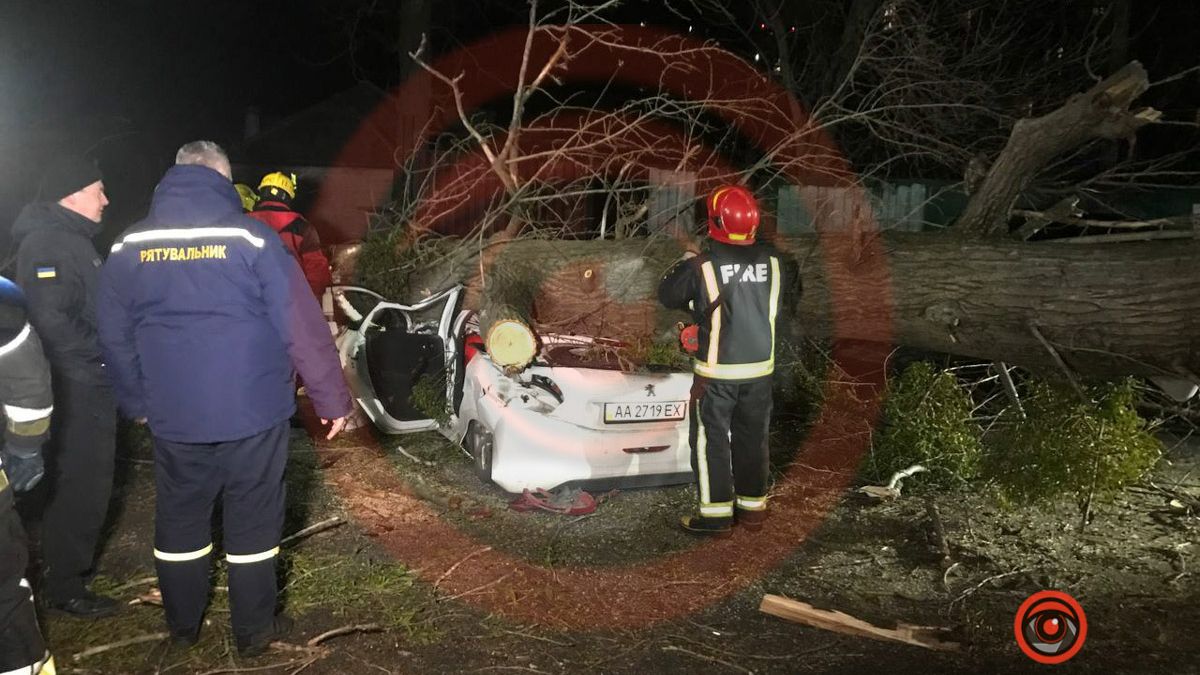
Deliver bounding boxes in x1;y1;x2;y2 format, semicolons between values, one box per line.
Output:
657;184;797;536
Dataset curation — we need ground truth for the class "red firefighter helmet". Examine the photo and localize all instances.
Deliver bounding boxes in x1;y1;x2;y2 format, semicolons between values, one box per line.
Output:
706;185;759;245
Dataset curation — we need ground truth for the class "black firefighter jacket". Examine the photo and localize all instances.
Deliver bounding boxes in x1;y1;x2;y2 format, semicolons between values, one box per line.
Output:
658;240;799;383
11;203;107;385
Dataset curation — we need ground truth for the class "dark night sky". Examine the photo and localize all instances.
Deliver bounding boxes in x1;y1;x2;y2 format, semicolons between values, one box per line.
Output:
0;0;541;242
0;1;1197;249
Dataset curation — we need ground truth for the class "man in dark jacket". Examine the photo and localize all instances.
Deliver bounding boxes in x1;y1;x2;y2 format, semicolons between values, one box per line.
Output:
658;185;792;538
96;141;352;657
0;277;58;675
11;155;119;617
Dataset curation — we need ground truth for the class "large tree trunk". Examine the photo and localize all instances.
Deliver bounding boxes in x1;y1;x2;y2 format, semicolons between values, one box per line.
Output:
398;233;1200;380
374;63;1180;382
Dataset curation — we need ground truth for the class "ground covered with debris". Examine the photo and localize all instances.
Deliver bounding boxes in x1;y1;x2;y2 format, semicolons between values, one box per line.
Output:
38;415;1200;674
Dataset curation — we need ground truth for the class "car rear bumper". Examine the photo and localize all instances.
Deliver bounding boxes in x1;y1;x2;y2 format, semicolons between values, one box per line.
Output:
482;401;692;493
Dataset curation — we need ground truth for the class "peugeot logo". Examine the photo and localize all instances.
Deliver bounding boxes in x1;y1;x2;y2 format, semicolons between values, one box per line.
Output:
644;384;656;397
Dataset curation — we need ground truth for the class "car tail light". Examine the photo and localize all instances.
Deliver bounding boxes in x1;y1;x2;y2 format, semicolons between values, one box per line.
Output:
622;445;670;454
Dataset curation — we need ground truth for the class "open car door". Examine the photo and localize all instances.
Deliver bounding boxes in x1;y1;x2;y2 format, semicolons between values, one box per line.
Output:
333;285;462;434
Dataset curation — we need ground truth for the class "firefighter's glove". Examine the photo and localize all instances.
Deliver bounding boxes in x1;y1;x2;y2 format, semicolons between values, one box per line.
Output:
2;443;45;492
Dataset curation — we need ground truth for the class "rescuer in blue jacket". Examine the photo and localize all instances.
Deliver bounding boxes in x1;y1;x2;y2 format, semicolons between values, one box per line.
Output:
96;141;353;657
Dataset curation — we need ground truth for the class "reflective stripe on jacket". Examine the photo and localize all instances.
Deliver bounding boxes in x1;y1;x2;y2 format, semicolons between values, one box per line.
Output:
658;241;790;382
96;165;351;443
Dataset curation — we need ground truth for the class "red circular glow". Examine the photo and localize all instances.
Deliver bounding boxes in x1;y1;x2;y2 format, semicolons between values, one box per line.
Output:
313;23;893;629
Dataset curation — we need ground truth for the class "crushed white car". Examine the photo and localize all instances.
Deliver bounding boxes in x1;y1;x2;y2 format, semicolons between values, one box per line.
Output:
332;285;694;494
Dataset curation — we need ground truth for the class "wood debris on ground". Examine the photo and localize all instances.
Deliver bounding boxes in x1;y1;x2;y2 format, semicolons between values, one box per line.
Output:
758;594;960;652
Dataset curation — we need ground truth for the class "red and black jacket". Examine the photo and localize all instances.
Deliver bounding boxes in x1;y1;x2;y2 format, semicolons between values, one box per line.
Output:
248;201;332;299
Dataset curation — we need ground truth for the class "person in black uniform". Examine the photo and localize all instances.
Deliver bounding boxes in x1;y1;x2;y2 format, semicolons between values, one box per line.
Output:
658;185;793;537
0;276;58;674
11;155;118;617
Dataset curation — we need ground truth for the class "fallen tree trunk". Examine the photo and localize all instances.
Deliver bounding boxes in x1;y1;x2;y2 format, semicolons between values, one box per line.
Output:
375;61;1181;381
396;232;1200;380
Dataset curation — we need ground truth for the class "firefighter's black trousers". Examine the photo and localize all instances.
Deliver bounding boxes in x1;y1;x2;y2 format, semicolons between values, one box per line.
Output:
688;377;773;520
41;376;116;602
0;482;48;673
153;422;288;644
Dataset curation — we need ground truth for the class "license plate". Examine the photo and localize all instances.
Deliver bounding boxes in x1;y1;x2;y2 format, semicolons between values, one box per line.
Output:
603;401;686;424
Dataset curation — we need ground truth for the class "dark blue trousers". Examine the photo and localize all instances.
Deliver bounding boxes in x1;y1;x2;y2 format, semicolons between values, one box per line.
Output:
152;422;288;645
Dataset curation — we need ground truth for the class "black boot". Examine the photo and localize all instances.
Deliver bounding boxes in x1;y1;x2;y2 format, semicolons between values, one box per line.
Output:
679;514;733;538
237;614;295;658
735;508;767;532
46;590;119;618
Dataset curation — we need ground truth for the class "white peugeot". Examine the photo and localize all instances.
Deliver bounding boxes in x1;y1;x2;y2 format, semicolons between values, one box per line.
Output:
331;285;695;494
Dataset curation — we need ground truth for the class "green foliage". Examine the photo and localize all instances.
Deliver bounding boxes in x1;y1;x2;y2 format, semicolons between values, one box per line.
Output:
623;337;690;371
410;373;451;425
354;228;416;301
771;339;834;425
985;378;1162;505
866;362;983;490
283;551;437;640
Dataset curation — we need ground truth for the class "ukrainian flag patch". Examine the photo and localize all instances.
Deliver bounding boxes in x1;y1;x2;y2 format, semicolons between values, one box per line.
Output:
35;266;56;279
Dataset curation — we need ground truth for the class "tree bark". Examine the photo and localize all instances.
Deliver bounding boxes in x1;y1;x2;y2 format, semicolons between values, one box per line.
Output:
957;61;1160;237
397;233;1200;380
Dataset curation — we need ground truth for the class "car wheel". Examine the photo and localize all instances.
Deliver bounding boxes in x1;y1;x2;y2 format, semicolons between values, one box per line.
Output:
468;421;494;482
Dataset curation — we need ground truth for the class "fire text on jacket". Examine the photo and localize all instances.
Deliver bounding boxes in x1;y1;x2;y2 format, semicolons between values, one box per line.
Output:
719;263;769;284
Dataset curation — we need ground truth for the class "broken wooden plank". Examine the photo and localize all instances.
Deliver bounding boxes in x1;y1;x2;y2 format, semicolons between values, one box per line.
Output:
758;594;960;652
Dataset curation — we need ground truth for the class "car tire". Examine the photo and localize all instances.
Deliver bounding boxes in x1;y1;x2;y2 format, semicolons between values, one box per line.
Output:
468;421;494;482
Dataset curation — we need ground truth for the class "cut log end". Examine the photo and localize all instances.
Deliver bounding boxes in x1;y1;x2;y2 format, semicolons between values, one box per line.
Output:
486;319;538;371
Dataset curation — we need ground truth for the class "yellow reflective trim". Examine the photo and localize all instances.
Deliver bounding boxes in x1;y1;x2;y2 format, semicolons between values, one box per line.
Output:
727;232;748;241
696;401;710;506
768;256;781;364
111;227;265;253
736;496;768;511
154;544;213;562
226;547;280;564
694;359;774;380
700;261;721;367
700;502;733;517
0;469;8;493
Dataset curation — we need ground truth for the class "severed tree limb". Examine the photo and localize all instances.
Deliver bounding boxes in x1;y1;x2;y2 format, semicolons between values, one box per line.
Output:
1050;230;1194;245
661;645;756;675
1012;209;1188;231
435;546;493;588
995;362;1025;419
958;61;1161;236
306;624;384;647
281;517;346;546
1028;322;1085;398
408;36;504;182
759;594;958;651
73;633;169;661
949;568;1030;607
